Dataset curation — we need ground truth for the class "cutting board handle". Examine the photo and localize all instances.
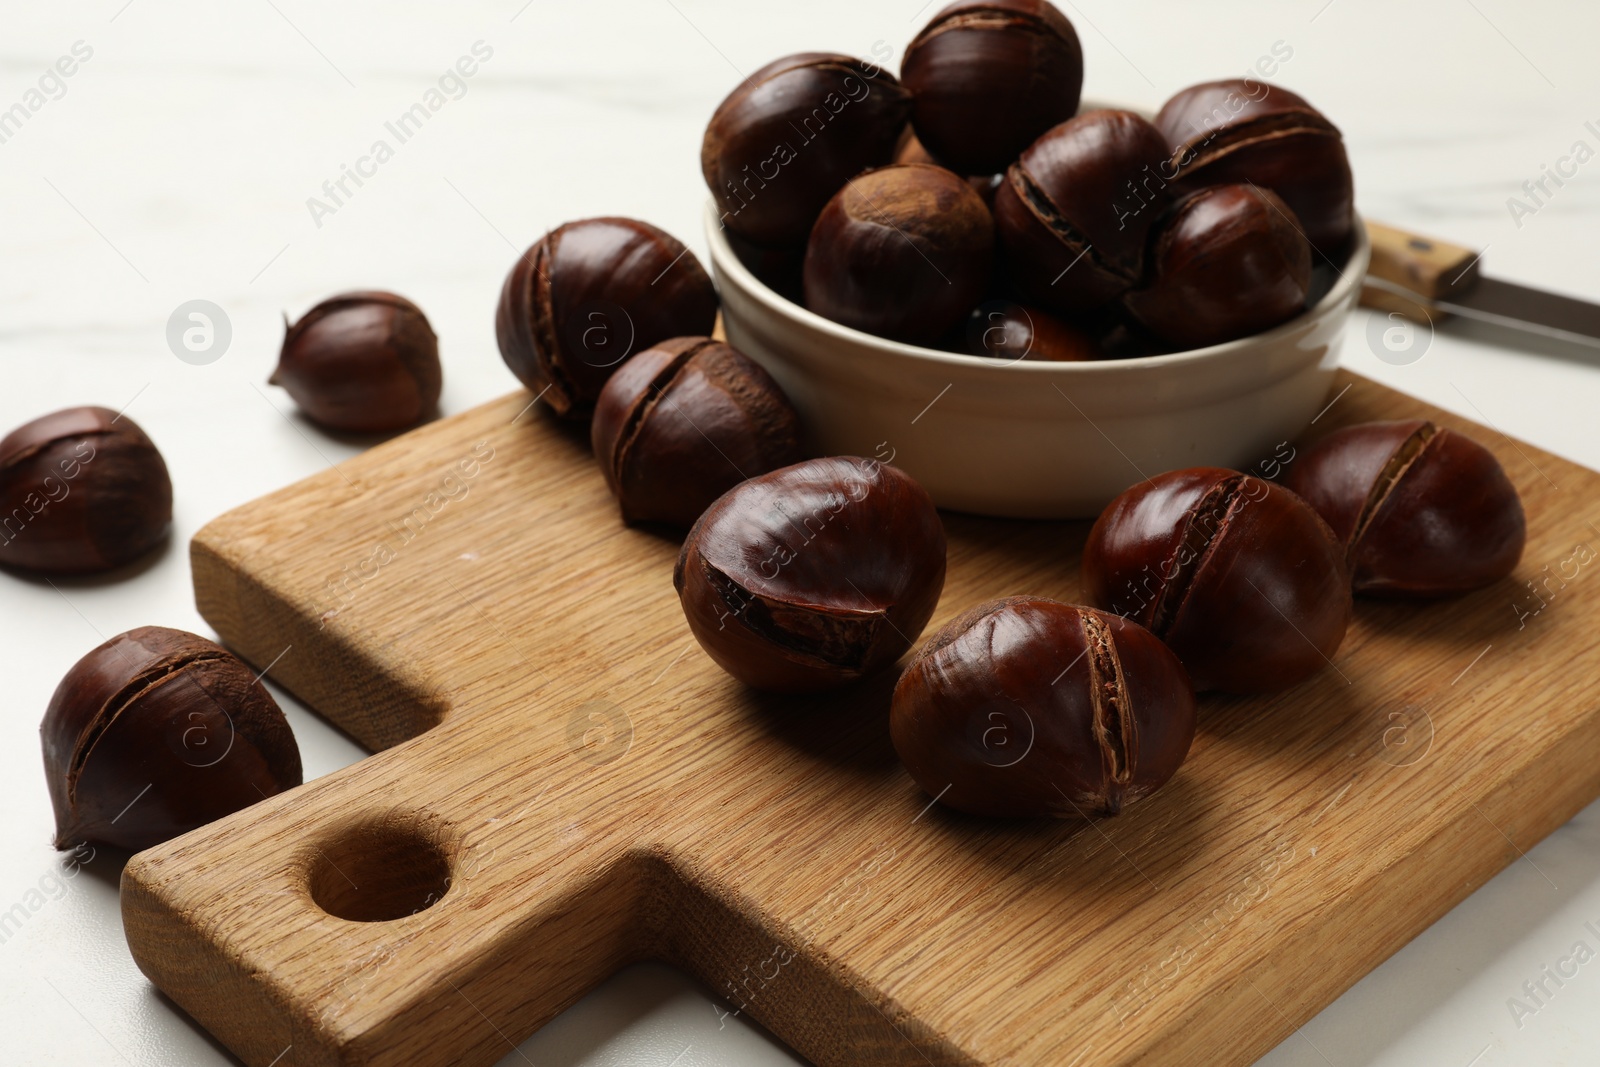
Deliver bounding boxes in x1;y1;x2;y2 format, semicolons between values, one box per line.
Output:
1359;220;1481;323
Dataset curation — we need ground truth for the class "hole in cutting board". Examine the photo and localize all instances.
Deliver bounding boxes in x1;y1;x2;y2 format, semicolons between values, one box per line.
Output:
308;822;452;922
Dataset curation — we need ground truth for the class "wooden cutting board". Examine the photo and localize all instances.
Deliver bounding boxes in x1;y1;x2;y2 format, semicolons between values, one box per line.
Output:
121;369;1600;1067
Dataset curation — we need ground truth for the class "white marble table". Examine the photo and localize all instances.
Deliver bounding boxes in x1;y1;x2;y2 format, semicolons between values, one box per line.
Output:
2;1;1598;1064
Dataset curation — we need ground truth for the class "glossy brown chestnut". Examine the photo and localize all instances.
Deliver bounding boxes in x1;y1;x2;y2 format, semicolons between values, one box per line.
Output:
675;457;947;691
496;217;719;419
994;110;1174;314
41;626;303;851
1283;420;1526;597
0;406;172;575
964;300;1102;361
591;337;804;528
1154;79;1355;252
902;0;1083;176
703;53;912;247
1082;468;1351;694
892;597;1195;818
803;163;994;346
271;291;441;433
1124;184;1313;349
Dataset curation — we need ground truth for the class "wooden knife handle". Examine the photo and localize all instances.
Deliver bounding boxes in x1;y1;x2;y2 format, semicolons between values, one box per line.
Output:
1360;220;1482;323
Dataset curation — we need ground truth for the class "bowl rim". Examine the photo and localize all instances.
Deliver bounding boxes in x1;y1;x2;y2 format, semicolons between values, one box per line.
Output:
703;198;1372;376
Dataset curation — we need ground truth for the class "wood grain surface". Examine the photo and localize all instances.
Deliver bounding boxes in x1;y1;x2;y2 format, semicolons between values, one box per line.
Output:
120;369;1600;1067
1360;220;1482;322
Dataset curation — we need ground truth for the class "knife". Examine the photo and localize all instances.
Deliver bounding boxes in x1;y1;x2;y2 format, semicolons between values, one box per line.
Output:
1359;220;1600;350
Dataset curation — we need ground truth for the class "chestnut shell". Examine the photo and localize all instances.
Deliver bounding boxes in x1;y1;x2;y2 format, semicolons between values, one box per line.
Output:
41;626;303;851
1082;468;1351;694
495;217;719;419
271;290;441;433
803;163;995;346
591;337;803;528
1124;184;1313;349
892;596;1195;818
994;110;1173;314
901;0;1084;176
1282;420;1526;597
1154;79;1355;252
0;406;172;575
702;53;912;247
675;457;947;692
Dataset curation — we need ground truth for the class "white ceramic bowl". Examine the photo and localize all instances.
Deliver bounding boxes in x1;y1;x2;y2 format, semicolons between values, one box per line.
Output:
704;200;1371;520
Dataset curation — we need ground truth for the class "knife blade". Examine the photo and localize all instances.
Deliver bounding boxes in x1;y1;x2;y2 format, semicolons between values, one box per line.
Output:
1359;220;1600;349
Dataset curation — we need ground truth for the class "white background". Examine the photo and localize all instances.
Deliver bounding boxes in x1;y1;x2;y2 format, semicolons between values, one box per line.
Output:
2;1;1599;1064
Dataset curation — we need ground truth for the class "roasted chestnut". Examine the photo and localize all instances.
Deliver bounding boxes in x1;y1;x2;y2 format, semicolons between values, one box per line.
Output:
892;597;1195;818
675;457;947;691
803;163;994;346
0;406;172;575
591;337;804;527
964;300;1102;361
902;0;1083;176
271;291;441;433
1124;184;1313;349
703;54;912;247
496;217;719;419
1082;468;1351;694
994;110;1174;314
1154;79;1355;252
41;626;303;851
1283;420;1526;597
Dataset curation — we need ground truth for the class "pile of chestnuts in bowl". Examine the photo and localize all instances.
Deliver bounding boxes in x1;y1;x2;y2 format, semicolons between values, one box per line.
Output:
700;0;1369;518
11;0;1529;856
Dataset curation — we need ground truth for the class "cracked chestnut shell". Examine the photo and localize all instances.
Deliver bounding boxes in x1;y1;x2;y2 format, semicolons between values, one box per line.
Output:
271;291;441;433
496;217;719;419
1083;468;1351;694
703;53;912;247
892;597;1195;819
0;406;172;574
591;337;803;528
994;110;1174;314
41;627;302;851
674;457;947;691
902;0;1083;176
1282;420;1526;597
1124;184;1313;349
803;163;994;346
1154;79;1355;252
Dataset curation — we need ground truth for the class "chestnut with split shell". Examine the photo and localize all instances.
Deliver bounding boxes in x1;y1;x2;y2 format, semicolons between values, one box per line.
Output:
1283;420;1526;597
901;0;1084;176
496;217;719;419
1083;468;1351;694
1154;79;1355;252
40;626;303;852
993;109;1174;314
892;596;1196;818
674;457;947;692
590;337;803;528
702;53;912;247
